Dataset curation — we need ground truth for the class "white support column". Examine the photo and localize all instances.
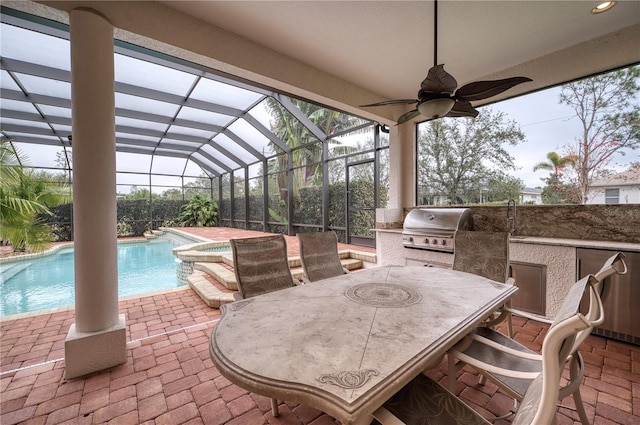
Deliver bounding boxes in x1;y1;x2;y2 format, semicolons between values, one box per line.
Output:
64;7;126;380
376;123;416;227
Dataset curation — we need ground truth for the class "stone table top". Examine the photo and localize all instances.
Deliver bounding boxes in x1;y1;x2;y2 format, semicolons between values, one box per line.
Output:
209;265;517;425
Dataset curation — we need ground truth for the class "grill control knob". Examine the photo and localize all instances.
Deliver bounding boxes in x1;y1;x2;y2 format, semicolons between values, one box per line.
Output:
440;239;447;245
431;239;438;245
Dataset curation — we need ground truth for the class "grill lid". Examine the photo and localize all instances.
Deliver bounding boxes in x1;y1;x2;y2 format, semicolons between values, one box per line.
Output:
403;208;473;235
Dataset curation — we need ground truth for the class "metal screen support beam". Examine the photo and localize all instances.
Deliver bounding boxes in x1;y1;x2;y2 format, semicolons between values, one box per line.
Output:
262;158;269;232
244;166;250;230
229;170;235;228
287;152;294;235
374;125;381;210
274;94;327;143
322;133;330;232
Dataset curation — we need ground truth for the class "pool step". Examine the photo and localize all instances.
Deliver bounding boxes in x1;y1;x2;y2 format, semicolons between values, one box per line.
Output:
1;261;33;282
188;251;374;309
339;258;364;271
187;271;235;308
194;262;237;291
192;261;308;290
192;257;363;293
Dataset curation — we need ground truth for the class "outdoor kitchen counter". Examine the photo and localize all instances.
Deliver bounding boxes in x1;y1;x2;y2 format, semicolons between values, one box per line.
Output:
508;236;640;252
375;229;639;317
375;228;640;252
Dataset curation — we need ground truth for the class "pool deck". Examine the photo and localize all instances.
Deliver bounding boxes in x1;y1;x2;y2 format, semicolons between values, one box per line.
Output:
1;227;638;424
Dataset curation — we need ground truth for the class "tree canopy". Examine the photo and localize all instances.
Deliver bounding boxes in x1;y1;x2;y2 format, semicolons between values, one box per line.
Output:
560;66;640;203
417;109;525;204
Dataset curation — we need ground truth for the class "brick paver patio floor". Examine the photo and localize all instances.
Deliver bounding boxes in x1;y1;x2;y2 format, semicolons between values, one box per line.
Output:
1;228;638;424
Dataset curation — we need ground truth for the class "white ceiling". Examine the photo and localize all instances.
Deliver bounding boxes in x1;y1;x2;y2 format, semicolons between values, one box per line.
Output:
161;0;640;119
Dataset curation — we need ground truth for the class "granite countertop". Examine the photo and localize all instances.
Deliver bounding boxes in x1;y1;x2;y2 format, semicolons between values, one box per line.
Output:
508;236;640;252
375;228;640;252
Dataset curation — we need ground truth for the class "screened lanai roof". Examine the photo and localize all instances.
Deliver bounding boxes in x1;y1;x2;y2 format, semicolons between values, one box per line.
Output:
0;9;374;182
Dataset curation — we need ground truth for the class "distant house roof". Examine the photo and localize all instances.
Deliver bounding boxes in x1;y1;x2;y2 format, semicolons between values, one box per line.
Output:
590;169;640;187
521;187;542;195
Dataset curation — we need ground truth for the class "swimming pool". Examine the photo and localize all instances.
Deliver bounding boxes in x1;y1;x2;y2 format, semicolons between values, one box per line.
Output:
1;240;185;317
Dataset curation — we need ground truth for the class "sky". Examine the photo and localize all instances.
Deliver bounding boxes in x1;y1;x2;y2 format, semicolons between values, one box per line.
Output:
488;86;638;189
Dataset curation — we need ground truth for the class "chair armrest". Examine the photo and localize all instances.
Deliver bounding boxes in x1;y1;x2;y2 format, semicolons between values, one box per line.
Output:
484;309;510;328
449;348;542;380
466;333;543;361
503;307;553;324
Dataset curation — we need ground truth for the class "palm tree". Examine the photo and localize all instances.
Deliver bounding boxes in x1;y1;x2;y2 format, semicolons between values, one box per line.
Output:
533;151;576;177
0;140;70;252
264;97;360;196
533;151;578;204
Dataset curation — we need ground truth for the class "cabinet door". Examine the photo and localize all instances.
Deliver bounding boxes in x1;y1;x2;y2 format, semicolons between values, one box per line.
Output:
510;262;547;315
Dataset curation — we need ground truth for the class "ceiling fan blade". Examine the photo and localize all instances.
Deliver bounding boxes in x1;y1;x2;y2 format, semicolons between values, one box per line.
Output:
455;77;532;101
420;64;458;94
446;99;479;118
360;99;418;107
397;109;421;125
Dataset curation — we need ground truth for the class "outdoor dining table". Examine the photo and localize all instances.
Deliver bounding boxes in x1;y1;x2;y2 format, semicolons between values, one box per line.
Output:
209;265;518;425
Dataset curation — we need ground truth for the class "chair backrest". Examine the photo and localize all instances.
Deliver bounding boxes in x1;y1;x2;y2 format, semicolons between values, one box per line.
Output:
593;252;627;282
571;252;626;353
297;231;346;282
230;234;296;299
452;230;510;283
593;252;627;304
513;274;603;425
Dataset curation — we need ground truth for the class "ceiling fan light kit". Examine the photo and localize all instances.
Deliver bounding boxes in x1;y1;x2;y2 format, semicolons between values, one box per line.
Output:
417;97;455;119
592;1;616;14
360;0;532;124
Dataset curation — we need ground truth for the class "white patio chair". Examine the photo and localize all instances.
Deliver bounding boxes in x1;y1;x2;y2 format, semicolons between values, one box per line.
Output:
452;230;514;336
446;252;625;424
373;274;604;425
230;234;297;300
229;234;297;417
297;230;348;283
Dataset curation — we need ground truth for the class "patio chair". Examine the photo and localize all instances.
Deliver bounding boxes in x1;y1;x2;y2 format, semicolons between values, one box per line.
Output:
229;234;298;416
297;230;348;283
373;277;604;425
230;234;297;300
452;230;514;336
446;256;620;425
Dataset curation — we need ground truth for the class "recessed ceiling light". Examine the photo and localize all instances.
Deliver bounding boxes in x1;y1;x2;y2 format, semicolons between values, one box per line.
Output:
591;1;616;14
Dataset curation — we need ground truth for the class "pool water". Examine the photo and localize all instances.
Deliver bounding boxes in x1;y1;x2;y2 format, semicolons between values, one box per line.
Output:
0;240;183;317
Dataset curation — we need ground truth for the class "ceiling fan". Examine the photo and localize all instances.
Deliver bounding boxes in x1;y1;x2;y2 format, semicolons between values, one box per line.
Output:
361;0;532;125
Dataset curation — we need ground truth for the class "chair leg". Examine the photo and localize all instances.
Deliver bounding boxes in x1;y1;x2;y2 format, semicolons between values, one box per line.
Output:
569;357;590;425
271;398;279;417
572;391;590;425
478;373;487;386
448;356;458;392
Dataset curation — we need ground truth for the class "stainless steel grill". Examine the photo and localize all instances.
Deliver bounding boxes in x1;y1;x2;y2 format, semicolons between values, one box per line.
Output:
402;208;473;252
